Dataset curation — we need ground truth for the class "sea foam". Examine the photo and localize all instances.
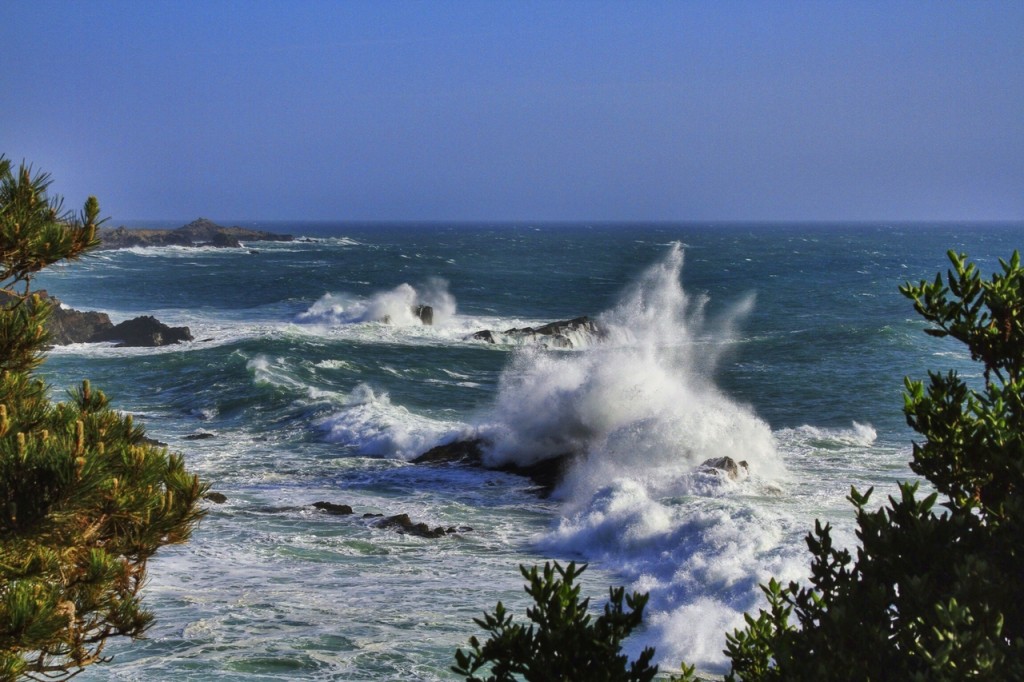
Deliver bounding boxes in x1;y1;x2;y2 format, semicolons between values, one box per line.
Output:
317;383;461;459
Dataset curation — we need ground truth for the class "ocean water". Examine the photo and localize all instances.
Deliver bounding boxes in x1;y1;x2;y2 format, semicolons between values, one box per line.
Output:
35;222;1021;680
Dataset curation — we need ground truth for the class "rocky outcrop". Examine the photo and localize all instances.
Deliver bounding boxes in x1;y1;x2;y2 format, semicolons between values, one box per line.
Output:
699;456;750;480
89;315;193;347
313;501;354;515
46;300;113;345
412;443;753;495
372;513;470;539
310;502;471;538
1;290;192;348
97;217;293;250
412;438;485;465
209;231;242;248
414;305;433;325
9;290;192;348
470;316;604;349
412;438;574;497
381;304;434;326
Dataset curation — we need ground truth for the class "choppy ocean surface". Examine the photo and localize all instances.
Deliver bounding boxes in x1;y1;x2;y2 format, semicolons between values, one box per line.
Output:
36;222;1021;680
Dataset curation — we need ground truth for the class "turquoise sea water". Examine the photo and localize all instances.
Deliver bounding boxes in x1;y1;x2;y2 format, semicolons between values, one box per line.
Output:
35;222;1021;680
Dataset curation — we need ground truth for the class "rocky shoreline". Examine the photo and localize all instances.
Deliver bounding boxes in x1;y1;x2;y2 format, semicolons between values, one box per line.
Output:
41;291;193;346
96;217;293;250
0;290;192;348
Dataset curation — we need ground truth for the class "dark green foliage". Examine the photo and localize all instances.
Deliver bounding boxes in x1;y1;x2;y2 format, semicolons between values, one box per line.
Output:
0;156;207;680
453;561;682;682
722;250;1024;680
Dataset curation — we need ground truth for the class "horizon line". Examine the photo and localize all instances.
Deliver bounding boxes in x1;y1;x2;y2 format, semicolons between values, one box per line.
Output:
111;217;1024;227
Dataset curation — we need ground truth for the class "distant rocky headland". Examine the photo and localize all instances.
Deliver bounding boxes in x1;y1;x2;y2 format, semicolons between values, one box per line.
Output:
97;217;294;250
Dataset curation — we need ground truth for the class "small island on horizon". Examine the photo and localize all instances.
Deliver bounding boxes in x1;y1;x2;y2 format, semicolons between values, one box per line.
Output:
97;217;294;250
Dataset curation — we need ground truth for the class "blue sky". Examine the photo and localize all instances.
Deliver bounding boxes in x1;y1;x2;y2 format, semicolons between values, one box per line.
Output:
2;1;1022;223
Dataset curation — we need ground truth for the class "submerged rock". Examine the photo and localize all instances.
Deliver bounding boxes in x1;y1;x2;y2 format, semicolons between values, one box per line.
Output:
374;513;447;538
313;501;355;515
310;503;469;538
204;492;228;504
469;315;604;349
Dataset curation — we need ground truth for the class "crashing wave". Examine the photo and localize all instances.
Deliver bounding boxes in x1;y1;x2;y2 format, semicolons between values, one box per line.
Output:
296;277;456;327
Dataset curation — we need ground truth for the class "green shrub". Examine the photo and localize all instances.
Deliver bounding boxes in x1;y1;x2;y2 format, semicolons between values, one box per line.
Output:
453;560;693;682
0;157;207;680
722;250;1024;680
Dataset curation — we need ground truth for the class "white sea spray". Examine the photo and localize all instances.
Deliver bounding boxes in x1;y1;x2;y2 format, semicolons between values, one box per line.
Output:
477;243;779;479
471;243;798;672
296;278;457;327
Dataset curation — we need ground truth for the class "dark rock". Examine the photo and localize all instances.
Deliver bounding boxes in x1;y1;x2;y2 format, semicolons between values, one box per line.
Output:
276;502;471;538
178;218;293;244
2;290;190;348
699;456;750;480
90;315;192;347
412;439;484;465
48;305;113;345
469;315;604;349
209;231;242;248
173;218;226;243
313;501;354;515
414;304;434;325
374;513;449;539
184;432;216;441
380;304;435;326
0;290;113;345
533;317;598;337
204;492;228;504
495;455;574;497
470;329;495;343
413;438;573;497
